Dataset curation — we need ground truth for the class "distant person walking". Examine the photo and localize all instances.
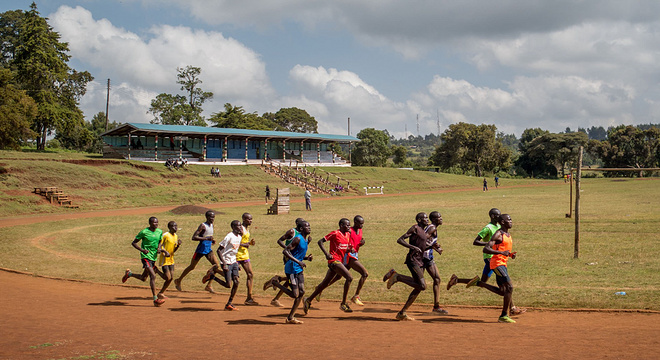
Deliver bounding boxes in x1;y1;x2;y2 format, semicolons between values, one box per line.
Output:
265;185;271;203
304;188;312;211
483;178;488;192
495;176;499;188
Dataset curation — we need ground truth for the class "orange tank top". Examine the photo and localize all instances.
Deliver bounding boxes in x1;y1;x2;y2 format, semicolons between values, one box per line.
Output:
490;232;512;269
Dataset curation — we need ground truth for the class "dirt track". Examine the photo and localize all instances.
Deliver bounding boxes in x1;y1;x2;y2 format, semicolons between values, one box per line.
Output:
1;269;659;359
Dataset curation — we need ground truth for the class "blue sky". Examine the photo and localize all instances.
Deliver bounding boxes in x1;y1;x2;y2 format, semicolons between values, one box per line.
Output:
4;0;660;138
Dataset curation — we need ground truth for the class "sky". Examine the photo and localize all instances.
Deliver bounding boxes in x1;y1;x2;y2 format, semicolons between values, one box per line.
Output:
4;0;660;138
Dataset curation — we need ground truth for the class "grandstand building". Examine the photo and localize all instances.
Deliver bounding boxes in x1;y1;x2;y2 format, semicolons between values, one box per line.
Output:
101;123;359;165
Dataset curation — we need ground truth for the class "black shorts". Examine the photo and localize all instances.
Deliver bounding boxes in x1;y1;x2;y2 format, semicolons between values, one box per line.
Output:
161;264;174;273
223;262;240;282
287;272;305;293
493;265;511;286
406;262;425;285
141;258;155;269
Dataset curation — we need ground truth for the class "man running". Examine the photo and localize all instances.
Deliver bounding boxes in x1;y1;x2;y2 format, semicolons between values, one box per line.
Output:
446;208;525;316
121;216;165;307
424;211;449;314
236;213;258;305
320;215;369;306
263;218;306;307
267;220;313;324
174;210;221;293
303;218;353;314
483;214;517;323
156;220;181;300
204;220;243;310
382;212;432;321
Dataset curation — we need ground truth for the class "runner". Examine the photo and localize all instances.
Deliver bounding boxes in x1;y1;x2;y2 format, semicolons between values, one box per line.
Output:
320;215;369;306
174;210;221;293
121;216;166;307
156;220;181;300
424;211;448;314
446;208;525;316
263;218;306;307
382;212;432;321
203;220;243;311
267;220;313;324
303;218;353;314
482;214;517;323
236;213;258;305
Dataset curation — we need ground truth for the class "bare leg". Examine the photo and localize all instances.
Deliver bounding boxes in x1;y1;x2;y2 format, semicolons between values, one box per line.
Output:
347;258;368;298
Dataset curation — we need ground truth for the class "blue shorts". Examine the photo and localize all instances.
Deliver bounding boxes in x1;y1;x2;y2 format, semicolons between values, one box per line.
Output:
493;265;511;286
482;258;494;278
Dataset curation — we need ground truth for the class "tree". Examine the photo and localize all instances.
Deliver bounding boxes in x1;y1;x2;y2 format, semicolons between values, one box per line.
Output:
520;132;588;177
0;9;23;67
515;128;551;177
208;103;276;130
392;145;408;166
586;126;607;140
12;3;93;150
263;107;318;133
0;67;37;149
589;125;659;176
149;65;212;126
428;122;511;176
352;128;391;166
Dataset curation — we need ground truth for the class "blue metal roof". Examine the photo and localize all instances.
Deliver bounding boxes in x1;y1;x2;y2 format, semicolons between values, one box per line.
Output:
102;123;359;142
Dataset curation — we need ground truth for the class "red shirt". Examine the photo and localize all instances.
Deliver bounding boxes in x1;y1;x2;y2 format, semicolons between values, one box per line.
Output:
324;230;350;264
490;232;512;269
348;228;363;259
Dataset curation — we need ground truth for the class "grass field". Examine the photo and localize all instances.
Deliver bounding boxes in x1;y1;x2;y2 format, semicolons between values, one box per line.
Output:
0;152;658;311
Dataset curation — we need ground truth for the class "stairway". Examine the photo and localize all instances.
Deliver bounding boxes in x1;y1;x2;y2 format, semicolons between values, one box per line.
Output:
33;187;79;208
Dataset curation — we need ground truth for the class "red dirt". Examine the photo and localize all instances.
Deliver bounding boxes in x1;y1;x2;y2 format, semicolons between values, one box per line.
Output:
1;269;658;359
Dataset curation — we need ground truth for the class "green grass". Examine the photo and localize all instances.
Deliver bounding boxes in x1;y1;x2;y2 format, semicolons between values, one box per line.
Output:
1;170;658;310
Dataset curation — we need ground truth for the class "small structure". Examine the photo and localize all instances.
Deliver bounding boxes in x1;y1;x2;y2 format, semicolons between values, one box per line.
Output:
267;188;290;215
33;186;79;208
363;186;384;195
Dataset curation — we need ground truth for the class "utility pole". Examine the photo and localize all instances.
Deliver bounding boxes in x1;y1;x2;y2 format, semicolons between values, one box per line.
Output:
416;114;420;137
105;78;110;131
348;117;351;163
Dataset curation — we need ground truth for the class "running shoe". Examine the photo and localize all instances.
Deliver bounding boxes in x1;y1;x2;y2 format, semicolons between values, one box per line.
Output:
263;275;279;291
351;295;364;306
498;315;516;323
386;273;398;289
122;269;131;283
153;298;165;307
432;307;449;314
315;293;321;302
285;317;304;324
244;298;259;306
303;297;311;315
396;312;415;321
157;293;168;300
174;278;182;292
224;304;238;311
466;275;480;288
510;306;527;316
383;268;396;282
446;274;458;290
340;303;353;313
202;269;214;283
270;299;283;307
204;284;216;294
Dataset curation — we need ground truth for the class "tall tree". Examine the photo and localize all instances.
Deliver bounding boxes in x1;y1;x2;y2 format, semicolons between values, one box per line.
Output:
263;107;318;133
0;9;23;67
391;145;409;166
149;65;212;126
352;128;391;167
520;132;588;177
12;3;92;150
0;67;37;149
208;103;276;130
428;122;511;176
589;125;660;176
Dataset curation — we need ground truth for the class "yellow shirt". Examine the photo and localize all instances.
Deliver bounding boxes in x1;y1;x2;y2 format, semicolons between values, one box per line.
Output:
236;226;251;261
158;232;178;266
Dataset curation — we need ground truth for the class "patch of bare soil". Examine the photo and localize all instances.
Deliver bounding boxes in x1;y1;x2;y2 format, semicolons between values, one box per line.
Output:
169;204;219;215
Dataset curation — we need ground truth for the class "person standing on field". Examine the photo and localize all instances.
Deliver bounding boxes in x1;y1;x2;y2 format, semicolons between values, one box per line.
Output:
304;188;312;211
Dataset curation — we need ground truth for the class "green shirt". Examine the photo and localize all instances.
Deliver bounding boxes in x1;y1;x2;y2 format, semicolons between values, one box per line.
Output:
136;227;163;261
478;223;501;259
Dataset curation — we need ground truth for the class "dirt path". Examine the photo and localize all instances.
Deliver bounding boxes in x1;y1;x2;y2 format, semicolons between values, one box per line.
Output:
0;183;558;228
1;269;658;360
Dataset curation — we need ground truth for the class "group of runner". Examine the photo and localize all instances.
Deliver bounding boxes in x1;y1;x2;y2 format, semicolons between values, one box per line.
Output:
122;207;524;324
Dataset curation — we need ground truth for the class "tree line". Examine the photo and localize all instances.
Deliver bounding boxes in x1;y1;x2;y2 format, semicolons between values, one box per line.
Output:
352;123;660;178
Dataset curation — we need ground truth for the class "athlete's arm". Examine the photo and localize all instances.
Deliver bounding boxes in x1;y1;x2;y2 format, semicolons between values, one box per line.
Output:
276;228;295;249
473;235;488;247
483;230;509;256
192;223;213;243
131;237;148;254
283;238;305;268
397;226;421;253
318;237;332;260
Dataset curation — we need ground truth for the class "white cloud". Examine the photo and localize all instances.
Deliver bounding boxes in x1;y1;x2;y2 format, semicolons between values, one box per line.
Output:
50;5;275;122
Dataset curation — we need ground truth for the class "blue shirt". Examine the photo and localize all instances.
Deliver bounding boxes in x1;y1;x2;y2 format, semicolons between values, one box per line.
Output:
284;233;308;275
